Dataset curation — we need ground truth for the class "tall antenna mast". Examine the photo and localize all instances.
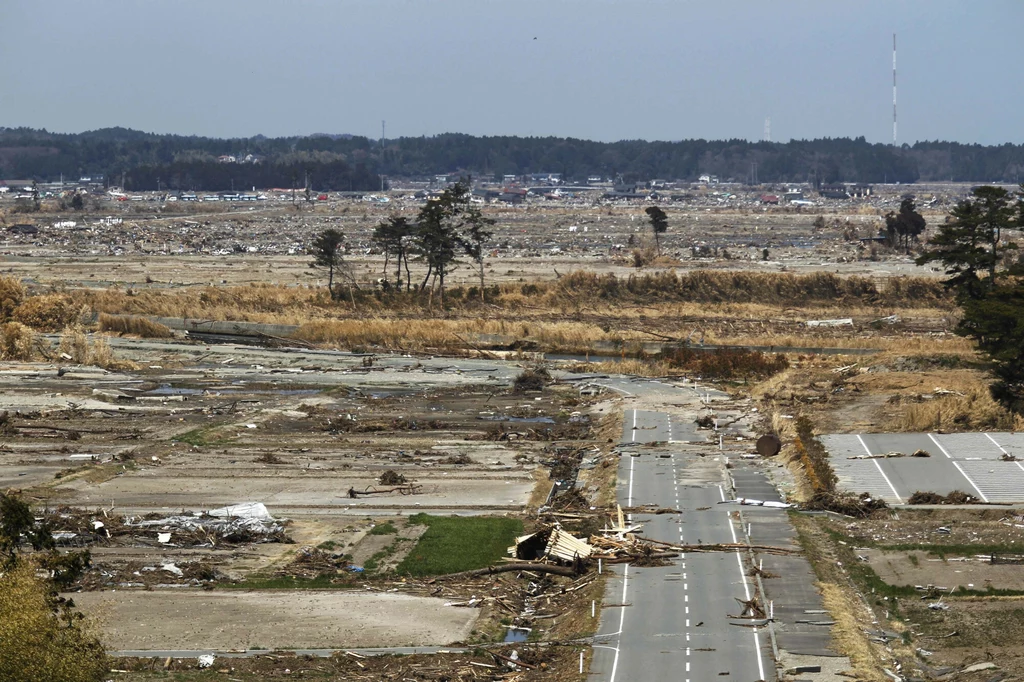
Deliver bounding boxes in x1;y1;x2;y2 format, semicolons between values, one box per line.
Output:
763;116;771;142
892;33;897;146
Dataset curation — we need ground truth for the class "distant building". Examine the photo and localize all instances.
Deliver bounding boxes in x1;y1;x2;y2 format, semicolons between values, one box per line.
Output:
217;155;237;164
819;183;849;199
849;184;872;198
783;189;804;202
760;194;779;205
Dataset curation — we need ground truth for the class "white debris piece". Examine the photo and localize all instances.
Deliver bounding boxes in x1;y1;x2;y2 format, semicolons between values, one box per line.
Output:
207;502;273;520
157;532;172;544
805;318;854;328
719;498;794;509
198;654;215;668
161;562;183;576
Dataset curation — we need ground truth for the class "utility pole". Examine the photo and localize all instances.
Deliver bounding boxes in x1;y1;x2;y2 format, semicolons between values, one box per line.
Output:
893;33;897;146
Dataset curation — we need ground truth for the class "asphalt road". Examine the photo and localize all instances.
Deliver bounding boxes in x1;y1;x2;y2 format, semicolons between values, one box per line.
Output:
822;432;1024;503
590;379;770;682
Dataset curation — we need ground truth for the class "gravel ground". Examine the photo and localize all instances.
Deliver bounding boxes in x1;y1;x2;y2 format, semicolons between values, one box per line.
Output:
71;589;479;650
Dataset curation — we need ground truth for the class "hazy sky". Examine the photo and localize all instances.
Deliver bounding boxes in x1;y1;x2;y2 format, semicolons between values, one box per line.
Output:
2;0;1021;144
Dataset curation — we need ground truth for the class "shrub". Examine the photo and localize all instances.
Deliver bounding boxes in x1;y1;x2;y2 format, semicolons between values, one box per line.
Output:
12;295;83;332
513;367;551;393
659;347;788;381
0;322;37;361
0;276;25;320
0;561;108;682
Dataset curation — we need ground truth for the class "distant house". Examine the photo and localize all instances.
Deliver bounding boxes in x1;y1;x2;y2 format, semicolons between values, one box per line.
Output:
760;194;779;205
819;183;849;199
783;189;804;202
217;155;237;164
849;184;872;198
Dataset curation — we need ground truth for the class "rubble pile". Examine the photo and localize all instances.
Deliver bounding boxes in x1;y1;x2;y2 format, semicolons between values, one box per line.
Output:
47;502;292;547
80;559;222;589
277;546;354;580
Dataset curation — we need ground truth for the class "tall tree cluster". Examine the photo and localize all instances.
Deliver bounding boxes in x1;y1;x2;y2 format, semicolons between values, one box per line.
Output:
917;185;1024;413
314;181;494;305
884;197;926;250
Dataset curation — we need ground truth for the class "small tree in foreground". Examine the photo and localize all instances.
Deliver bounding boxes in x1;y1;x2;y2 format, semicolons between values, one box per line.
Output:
309;228;346;300
0;492;105;682
644;206;668;255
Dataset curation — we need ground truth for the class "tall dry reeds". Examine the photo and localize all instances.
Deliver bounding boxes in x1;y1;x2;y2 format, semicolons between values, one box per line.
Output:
886;387;1021;432
98;314;173;338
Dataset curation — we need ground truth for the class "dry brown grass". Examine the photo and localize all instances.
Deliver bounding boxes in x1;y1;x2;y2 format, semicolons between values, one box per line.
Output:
88;336;136;371
294;317;645;352
98;313;173;338
56;326;136;370
886;386;1023;432
12;294;85;332
0;275;25;320
57;326;89;364
0;322;37;360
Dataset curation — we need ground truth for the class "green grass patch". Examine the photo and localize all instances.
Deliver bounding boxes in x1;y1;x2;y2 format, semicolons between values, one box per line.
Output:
368;521;398;535
172;424;233;447
397;514;523;576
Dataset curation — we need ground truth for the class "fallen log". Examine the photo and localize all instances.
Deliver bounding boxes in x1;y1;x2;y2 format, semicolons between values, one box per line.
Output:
347;484;422;498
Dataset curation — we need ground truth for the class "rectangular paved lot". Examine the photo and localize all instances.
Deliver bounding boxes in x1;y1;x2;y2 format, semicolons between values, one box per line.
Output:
822;432;1024;504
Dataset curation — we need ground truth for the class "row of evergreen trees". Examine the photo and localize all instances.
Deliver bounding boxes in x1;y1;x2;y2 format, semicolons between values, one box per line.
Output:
4;127;1024;187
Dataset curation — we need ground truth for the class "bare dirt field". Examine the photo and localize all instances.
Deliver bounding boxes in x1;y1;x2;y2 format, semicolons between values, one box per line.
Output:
71;590;478;650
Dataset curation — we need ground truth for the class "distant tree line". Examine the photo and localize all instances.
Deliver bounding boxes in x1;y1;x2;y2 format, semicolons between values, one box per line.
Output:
4;127;1024;187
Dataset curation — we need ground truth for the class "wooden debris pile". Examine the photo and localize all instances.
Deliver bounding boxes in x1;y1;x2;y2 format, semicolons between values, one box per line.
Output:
907;490;980;505
277;545;353;580
801;490;889;518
